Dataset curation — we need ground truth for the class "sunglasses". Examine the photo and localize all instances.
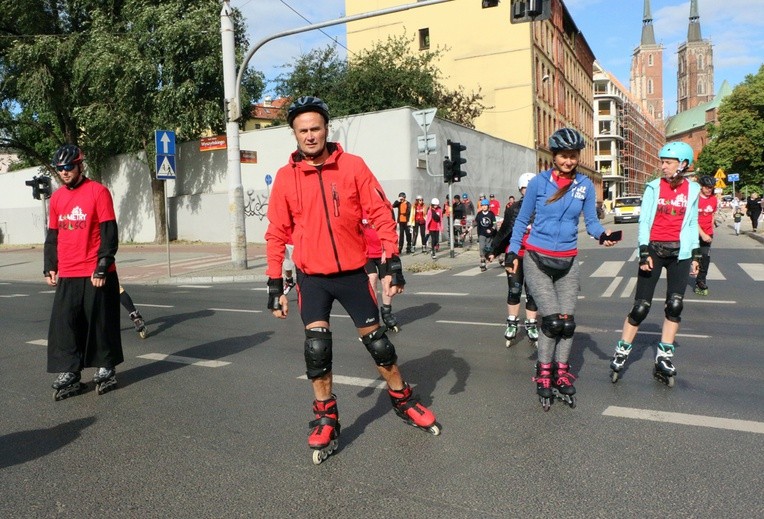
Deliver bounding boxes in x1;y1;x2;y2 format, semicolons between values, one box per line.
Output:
56;164;77;171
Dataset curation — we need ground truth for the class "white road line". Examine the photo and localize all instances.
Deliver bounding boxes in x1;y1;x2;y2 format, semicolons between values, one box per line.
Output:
620;277;637;298
740;263;764;281
137;255;227;269
136;303;175;308
684;299;735;304
615;330;710;339
413;291;468;296
250;287;267;291
39;290;56;294
176;285;212;289
628;249;638;262
0;294;28;298
297;374;388;390
602;406;764;434
27;339;47;346
602;276;623;298
414;269;448;276
454;267;484;277
208;308;262;313
591;261;625;277
137;353;231;368
706;263;726;280
437;320;504;327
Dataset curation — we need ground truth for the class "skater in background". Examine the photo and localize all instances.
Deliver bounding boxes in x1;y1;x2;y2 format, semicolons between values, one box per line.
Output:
426;198;443;259
451;194;466;247
488;193;501;217
746;193;762;232
363;216;401;332
694;175;718;296
506;128;617;409
45;144;123;400
119;285;147;338
411;195;428;253
392;192;413;254
733;205;744;236
488;172;539;347
475;199;496;272
264;97;439;464
609;141;701;388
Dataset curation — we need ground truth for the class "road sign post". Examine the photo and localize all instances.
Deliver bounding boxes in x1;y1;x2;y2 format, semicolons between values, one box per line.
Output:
155;129;177;275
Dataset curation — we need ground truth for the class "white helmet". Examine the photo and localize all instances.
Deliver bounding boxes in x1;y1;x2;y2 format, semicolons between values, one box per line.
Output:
518;172;536;191
431;197;440;205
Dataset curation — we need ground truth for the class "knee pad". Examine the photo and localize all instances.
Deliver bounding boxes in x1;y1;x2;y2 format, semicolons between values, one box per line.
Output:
664;293;683;323
560;314;576;339
304;327;332;379
627;299;651;326
541;315;564;339
361;327;398;367
508;279;522;305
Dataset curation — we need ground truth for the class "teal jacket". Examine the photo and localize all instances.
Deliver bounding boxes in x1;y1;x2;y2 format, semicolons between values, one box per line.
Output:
638;178;700;260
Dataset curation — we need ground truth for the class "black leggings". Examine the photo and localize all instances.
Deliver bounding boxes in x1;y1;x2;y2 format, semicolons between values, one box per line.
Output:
634;245;692;303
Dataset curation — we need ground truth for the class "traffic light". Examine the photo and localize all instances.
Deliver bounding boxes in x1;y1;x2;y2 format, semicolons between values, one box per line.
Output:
443;158;453;184
448;140;467;183
25;178;40;200
38;176;52;199
510;0;551;23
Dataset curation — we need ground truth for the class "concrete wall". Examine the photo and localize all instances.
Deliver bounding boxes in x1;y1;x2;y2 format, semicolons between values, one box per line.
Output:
0;107;535;245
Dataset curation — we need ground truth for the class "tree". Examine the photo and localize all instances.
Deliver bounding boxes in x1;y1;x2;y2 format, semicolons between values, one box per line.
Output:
0;0;263;242
274;34;484;127
697;65;764;195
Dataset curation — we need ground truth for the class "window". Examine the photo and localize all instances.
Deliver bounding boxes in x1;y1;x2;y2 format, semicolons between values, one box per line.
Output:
697;54;704;70
647;79;653;95
648;55;653;66
418;28;430;50
698;80;706;95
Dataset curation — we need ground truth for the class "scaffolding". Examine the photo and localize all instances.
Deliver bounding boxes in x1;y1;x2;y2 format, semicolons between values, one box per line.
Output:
619;101;663;195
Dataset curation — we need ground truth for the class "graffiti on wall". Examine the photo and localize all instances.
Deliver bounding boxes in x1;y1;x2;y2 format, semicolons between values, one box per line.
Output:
244;189;268;220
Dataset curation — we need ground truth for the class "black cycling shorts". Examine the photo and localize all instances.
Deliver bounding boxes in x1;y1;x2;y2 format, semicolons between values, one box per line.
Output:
364;257;384;276
297;268;380;328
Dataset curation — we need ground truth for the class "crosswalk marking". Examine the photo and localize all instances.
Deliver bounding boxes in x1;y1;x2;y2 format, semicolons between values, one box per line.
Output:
620;277;637;298
602;276;623;298
454;266;486;276
27;339;47;346
740;263;764;281
706;263;726;280
137;353;230;368
208;308;262;313
414;269;449;276
297;374;388;390
591;261;626;277
0;293;28;298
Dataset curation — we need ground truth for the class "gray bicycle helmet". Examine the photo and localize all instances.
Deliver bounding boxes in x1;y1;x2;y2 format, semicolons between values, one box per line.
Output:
52;144;84;166
698;175;715;188
549;128;585;152
286;96;330;127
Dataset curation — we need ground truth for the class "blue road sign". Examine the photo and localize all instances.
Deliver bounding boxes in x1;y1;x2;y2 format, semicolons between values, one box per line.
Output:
155;130;176;156
728;173;740;182
265;174;273;186
156;155;176;180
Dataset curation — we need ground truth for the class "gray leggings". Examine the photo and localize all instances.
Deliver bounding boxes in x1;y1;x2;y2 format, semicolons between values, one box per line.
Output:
522;255;580;364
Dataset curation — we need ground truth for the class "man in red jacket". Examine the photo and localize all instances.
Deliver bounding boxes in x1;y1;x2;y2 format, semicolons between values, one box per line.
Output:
264;97;439;463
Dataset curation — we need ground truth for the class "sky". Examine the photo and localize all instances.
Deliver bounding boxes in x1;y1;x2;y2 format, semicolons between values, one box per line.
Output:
233;0;764;118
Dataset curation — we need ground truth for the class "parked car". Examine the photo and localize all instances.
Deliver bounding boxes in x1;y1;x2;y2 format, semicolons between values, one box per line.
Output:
613;196;641;224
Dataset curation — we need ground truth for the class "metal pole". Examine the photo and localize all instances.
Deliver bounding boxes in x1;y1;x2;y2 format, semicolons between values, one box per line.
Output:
165;183;172;277
221;1;247;269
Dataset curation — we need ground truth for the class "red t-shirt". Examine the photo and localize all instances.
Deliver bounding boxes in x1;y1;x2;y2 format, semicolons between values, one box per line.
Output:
698;194;718;236
48;178;118;277
489;199;501;216
650;179;690;242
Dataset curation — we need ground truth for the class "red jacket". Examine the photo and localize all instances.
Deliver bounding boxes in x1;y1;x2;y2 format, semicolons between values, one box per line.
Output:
265;143;398;278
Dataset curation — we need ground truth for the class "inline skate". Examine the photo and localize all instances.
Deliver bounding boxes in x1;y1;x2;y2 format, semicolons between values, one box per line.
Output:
480;260;487;272
380;304;400;333
533;362;554;411
693;280;708;296
93;367;118;395
309;396;340;465
388;383;440;435
609;340;632;383
130;311;148;339
653;342;677;388
52;371;83;401
504;316;519;348
552;362;576;408
524;318;539;343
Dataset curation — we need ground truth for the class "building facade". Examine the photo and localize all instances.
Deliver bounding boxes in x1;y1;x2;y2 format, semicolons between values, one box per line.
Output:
630;0;664;121
676;0;714;113
345;0;597;178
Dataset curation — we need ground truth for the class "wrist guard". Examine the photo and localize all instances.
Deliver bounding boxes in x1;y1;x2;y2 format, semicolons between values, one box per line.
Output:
386;255;406;287
638;245;650;266
93;258;110;279
691;248;702;262
504;252;518;269
267;278;284;311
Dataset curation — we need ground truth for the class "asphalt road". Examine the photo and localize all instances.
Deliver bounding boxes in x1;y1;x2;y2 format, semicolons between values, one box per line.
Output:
1;223;762;518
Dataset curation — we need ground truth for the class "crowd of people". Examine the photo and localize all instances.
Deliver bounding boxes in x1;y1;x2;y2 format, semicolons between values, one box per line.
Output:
40;95;753;464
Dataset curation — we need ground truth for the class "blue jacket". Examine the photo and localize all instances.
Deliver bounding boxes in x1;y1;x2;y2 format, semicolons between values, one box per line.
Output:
509;168;605;254
638;178;700;260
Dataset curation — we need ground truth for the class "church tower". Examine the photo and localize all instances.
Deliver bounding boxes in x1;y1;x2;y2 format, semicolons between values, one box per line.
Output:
630;0;664;120
676;0;714;112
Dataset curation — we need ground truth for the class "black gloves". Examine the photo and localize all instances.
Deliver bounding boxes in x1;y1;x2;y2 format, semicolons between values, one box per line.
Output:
692;248;702;263
386;255;406;287
93;258;110;279
267;278;284;311
638;245;650;266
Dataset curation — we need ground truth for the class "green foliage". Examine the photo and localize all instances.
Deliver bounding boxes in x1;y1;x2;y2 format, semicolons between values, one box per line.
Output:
274;34;484;127
697;65;764;193
0;0;264;174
